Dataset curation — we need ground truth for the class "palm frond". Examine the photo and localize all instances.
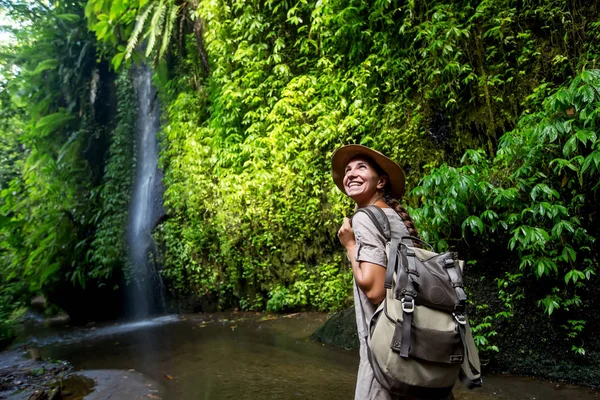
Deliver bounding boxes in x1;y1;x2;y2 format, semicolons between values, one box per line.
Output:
159;1;179;59
145;0;167;57
124;1;156;60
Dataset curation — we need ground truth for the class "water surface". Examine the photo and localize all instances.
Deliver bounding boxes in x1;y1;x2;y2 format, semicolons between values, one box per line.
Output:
36;313;599;400
42;313;357;399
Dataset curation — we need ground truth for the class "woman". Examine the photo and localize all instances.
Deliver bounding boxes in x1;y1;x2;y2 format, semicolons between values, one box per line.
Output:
331;144;419;400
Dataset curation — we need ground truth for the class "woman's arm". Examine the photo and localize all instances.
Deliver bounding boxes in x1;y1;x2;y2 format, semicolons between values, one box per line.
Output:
338;217;386;304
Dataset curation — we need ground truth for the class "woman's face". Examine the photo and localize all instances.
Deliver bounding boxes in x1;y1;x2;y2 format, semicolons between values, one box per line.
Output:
343;157;387;206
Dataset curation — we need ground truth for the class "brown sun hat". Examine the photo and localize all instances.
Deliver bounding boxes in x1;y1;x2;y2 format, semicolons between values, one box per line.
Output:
331;144;406;199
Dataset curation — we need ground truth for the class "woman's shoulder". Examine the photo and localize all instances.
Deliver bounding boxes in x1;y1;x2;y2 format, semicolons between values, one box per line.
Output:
352;209;387;237
382;208;410;235
382;207;403;221
352;207;398;233
352;210;377;228
351;210;388;246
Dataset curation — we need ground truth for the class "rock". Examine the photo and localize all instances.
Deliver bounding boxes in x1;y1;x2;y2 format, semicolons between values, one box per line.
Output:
15;311;45;325
30;296;47;312
27;390;46;400
311;307;359;349
47;388;59;400
43;314;70;327
28;348;41;361
77;370;165;400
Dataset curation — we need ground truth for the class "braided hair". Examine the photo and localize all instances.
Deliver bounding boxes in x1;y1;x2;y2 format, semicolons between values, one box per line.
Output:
382;193;419;238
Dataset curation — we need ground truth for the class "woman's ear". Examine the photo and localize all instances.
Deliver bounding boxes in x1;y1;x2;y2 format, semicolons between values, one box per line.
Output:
377;175;388;190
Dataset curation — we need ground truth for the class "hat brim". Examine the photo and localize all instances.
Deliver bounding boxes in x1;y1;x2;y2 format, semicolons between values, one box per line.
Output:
331;144;406;199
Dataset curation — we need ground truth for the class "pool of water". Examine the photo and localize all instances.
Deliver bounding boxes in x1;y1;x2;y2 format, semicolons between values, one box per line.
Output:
34;312;599;400
40;313;357;399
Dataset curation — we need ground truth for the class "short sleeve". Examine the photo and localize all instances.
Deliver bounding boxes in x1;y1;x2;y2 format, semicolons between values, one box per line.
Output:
351;212;387;268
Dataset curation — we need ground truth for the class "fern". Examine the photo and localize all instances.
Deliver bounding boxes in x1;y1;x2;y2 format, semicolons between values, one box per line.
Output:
159;1;179;59
145;0;167;57
125;1;155;61
33;110;73;137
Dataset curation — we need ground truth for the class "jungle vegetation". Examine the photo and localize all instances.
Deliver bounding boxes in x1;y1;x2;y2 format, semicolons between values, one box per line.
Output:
1;0;600;383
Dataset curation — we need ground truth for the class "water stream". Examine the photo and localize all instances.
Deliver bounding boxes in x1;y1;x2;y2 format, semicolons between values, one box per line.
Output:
35;313;599;400
128;64;165;318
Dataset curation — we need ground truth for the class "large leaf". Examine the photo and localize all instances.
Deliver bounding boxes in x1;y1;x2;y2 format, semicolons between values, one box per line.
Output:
34;111;73;137
31;59;59;75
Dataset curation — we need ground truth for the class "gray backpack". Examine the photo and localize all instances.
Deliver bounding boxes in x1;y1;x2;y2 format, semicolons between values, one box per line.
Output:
354;206;482;399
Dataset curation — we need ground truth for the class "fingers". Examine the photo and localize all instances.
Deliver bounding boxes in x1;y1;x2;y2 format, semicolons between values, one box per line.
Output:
337;218;355;248
337;218;351;237
343;217;351;228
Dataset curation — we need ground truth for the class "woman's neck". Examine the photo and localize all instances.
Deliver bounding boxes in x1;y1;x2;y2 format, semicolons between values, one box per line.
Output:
357;195;390;209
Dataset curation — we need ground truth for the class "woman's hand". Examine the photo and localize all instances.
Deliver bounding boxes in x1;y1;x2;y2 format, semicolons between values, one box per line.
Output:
337;217;356;249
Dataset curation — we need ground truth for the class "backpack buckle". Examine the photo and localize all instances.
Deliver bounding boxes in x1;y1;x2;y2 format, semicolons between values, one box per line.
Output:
450;355;464;364
453;313;467;325
401;297;415;313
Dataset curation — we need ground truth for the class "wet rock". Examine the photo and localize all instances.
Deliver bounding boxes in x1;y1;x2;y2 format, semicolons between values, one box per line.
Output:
311;307;358;349
78;370;165;400
47;387;59;400
27;387;60;400
30;296;47;313
43;314;70;327
171;295;219;314
12;311;70;341
0;350;71;399
28;348;41;361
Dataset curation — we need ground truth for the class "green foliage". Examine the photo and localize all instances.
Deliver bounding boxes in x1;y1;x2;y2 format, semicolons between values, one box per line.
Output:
469;305;499;355
3;0;600;373
0;62;24;191
88;72;137;281
0;0;93;296
0;0;99;292
413;69;600;354
0;280;26;344
0;0;132;330
153;0;600;320
85;0;185;69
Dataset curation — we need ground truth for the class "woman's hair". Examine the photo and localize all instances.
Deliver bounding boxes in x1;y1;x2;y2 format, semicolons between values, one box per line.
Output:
350;154;419;238
382;193;419;238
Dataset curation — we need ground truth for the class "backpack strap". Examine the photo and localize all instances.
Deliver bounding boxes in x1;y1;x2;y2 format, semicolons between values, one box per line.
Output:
398;246;418;358
446;255;467;309
353;205;390;241
353;206;396;289
455;315;483;388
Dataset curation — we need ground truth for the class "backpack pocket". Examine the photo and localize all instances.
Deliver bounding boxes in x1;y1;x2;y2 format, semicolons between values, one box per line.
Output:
369;307;461;389
391;321;464;364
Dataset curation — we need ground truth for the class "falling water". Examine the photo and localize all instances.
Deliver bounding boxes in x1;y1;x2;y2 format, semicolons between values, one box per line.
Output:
128;64;166;318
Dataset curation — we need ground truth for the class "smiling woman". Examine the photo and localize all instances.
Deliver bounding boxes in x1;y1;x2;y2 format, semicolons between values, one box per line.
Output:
331;145;427;400
343;158;388;208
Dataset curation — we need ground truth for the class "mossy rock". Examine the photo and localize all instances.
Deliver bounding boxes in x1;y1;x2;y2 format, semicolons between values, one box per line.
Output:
311;307;359;349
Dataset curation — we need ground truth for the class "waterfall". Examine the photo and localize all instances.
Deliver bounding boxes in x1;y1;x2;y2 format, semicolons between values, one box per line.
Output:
128;64;166;318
